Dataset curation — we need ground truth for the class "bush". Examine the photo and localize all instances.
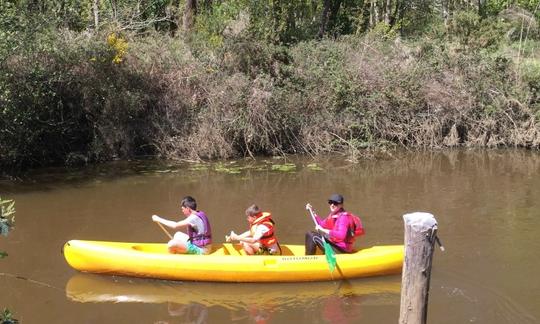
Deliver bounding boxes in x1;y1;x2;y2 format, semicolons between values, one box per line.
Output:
1;11;539;172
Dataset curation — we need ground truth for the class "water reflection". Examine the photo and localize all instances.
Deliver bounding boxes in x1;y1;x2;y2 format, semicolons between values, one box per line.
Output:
66;273;401;323
160;302;208;324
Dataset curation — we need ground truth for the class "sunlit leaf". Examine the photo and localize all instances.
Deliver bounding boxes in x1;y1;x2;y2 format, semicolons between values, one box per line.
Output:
1;308;18;323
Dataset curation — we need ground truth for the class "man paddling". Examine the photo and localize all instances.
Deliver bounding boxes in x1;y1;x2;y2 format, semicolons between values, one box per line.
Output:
152;196;212;254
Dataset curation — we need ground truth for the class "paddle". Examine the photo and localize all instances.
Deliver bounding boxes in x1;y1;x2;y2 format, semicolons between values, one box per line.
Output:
307;205;337;273
154;218;173;240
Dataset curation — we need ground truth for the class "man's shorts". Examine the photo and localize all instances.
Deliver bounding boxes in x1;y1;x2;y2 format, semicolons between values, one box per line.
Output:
186;242;205;255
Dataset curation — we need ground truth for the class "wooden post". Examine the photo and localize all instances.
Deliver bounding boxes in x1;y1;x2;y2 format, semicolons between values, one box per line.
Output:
399;212;439;324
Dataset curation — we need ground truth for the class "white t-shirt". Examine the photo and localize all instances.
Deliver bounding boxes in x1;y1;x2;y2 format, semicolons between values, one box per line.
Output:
252;224;279;254
252;224;270;240
185;213;206;236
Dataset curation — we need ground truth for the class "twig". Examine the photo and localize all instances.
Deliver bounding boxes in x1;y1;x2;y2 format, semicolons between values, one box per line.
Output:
0;272;62;291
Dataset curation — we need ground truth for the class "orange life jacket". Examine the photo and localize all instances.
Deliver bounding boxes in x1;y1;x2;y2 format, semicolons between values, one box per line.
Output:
250;212;278;248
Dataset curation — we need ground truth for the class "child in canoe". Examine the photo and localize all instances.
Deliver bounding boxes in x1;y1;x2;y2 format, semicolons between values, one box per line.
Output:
152;196;212;255
226;204;281;255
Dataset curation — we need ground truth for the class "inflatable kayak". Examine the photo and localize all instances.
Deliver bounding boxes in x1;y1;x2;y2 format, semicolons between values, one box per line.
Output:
63;240;403;282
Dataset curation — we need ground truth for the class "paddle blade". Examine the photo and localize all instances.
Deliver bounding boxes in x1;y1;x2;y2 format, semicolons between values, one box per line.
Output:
322;239;337;273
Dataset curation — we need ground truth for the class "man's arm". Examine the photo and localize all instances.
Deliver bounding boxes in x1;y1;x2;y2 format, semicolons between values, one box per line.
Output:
152;215;190;230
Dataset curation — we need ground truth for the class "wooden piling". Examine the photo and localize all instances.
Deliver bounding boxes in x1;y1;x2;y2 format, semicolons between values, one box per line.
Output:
399;212;439;324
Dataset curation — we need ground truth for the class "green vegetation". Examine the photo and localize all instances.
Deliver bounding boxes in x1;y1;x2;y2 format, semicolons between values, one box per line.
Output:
271;163;297;172
1;197;15;259
1;198;17;322
0;197;15;239
1;1;539;173
307;163;324;171
1;309;18;324
214;162;243;174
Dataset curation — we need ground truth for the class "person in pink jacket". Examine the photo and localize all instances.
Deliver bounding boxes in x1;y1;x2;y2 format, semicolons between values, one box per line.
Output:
305;194;364;255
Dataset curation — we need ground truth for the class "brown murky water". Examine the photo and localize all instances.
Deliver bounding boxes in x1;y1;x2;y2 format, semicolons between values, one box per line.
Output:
1;150;539;323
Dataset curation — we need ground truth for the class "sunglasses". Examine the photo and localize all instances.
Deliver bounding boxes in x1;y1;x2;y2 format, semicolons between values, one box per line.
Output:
328;200;341;205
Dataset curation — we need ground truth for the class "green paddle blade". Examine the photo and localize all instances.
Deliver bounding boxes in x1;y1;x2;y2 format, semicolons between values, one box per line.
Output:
322;239;336;273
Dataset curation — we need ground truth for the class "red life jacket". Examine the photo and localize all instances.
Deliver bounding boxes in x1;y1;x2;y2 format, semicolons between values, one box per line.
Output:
250;212;278;248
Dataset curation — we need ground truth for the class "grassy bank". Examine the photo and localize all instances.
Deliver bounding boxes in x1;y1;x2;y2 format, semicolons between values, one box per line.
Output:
1;9;539;172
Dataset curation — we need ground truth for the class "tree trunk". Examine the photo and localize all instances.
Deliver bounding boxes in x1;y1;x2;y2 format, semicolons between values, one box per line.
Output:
442;0;449;27
92;0;99;32
183;0;197;32
328;0;343;32
369;1;374;28
318;0;332;38
371;0;380;27
384;0;392;25
477;0;486;18
394;0;406;31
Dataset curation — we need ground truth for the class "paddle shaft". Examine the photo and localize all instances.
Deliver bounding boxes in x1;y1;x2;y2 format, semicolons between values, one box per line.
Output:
307;205;337;277
156;222;173;240
308;206;330;238
307;206;320;230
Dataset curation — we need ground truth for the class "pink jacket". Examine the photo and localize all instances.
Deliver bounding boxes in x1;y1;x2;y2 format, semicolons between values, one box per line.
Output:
315;209;357;252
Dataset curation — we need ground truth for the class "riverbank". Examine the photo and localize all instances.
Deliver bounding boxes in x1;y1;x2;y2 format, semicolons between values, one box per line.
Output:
1;6;539;173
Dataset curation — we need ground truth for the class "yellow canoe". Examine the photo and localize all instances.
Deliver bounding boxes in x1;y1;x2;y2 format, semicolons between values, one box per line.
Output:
63;240;403;282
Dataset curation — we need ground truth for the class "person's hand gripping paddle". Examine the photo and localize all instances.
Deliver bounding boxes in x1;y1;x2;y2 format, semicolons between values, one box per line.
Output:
306;205;336;274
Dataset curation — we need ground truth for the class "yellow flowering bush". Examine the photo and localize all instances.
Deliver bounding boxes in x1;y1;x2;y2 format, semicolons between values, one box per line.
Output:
106;33;128;64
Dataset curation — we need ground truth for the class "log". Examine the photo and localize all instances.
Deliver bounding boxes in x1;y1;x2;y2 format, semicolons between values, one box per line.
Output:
399;212;438;324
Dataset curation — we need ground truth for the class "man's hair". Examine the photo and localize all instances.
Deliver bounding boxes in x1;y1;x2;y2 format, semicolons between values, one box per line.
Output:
181;196;197;210
245;204;260;216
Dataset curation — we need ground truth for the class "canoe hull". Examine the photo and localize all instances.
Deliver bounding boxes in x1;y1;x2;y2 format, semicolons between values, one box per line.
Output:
63;240;403;282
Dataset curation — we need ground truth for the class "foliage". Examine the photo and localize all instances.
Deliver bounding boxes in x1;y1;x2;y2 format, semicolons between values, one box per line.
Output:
1;0;540;171
192;0;245;49
271;163;296;172
307;163;323;171
107;33;129;64
448;10;481;45
0;196;15;259
214;162;243;174
520;58;540;96
0;309;18;324
0;197;15;237
368;22;400;41
244;0;319;44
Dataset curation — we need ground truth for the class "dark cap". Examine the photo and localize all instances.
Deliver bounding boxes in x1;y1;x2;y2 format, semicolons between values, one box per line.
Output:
328;194;344;204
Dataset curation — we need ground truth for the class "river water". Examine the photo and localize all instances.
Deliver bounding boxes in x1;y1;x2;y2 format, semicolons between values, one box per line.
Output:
1;150;539;323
